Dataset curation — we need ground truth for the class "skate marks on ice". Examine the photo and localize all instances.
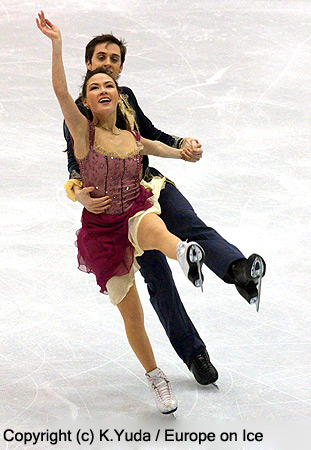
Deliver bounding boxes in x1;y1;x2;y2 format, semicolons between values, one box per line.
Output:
1;0;311;427
153;66;232;104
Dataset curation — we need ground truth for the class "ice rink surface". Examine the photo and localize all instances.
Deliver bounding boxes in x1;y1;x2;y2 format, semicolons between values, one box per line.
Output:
1;0;311;448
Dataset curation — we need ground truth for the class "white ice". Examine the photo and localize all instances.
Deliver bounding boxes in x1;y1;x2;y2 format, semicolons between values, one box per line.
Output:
1;0;311;444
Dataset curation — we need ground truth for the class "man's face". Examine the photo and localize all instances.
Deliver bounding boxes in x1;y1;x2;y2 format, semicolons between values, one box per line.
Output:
87;42;123;79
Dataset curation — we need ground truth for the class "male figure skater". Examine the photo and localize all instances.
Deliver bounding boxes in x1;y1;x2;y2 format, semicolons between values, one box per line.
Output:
64;34;266;386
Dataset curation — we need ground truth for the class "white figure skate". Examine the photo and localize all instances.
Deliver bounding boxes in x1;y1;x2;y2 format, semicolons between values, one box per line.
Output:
146;368;178;415
177;241;205;291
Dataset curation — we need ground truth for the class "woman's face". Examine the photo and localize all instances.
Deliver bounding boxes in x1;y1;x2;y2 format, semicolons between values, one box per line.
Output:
84;73;119;117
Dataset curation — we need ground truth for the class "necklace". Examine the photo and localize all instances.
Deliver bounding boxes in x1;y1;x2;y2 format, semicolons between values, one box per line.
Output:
100;125;121;136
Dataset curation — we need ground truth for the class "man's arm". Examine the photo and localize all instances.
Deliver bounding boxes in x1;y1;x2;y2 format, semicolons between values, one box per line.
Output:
121;87;183;147
121;87;202;159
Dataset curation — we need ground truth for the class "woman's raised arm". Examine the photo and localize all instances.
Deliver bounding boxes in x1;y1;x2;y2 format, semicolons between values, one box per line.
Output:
36;11;88;149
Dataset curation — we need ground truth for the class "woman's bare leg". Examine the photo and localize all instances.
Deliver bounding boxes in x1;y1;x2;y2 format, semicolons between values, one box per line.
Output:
117;281;157;373
117;281;178;414
137;213;180;259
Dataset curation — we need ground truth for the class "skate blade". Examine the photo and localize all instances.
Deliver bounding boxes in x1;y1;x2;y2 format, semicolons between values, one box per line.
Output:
197;250;204;293
190;245;204;291
194;261;204;292
250;256;264;312
163;409;177;418
256;277;262;312
212;382;219;390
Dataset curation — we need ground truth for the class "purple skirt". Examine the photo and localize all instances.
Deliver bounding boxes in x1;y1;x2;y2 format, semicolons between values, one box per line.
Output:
76;185;153;294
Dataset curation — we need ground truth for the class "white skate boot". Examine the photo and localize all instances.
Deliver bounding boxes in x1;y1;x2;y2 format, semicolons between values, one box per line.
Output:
146;368;178;415
177;241;205;291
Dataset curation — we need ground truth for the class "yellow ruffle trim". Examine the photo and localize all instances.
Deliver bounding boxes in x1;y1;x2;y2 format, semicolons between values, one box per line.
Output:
64;179;83;202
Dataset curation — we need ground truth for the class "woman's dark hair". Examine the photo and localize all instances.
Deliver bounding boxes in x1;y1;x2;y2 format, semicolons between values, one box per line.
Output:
81;67;118;99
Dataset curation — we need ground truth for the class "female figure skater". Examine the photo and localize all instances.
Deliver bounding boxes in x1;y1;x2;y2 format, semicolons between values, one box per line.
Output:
37;11;205;415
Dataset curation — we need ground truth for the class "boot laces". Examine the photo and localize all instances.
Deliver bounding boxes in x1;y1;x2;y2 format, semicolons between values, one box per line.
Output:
149;374;173;405
193;352;212;373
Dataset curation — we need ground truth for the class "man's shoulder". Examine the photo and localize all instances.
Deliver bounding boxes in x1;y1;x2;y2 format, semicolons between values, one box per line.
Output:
120;85;136;99
119;86;140;114
120;85;132;94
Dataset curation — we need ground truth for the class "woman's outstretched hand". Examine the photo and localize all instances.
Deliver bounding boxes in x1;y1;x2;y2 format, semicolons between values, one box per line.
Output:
180;138;203;163
36;10;61;41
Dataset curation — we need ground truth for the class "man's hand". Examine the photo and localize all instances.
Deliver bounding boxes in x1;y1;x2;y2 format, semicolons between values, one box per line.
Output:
180;137;203;162
74;185;112;214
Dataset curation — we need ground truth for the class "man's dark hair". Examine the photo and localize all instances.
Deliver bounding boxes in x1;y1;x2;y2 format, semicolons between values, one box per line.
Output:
85;34;127;66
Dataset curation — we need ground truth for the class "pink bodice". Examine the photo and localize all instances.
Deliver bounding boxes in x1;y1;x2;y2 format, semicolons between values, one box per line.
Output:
77;122;143;215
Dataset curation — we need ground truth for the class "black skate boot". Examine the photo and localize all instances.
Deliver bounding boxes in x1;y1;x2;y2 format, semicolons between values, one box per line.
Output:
230;254;266;312
189;350;219;386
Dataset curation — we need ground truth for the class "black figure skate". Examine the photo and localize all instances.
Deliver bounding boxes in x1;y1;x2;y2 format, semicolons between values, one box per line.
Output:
230;254;266;312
